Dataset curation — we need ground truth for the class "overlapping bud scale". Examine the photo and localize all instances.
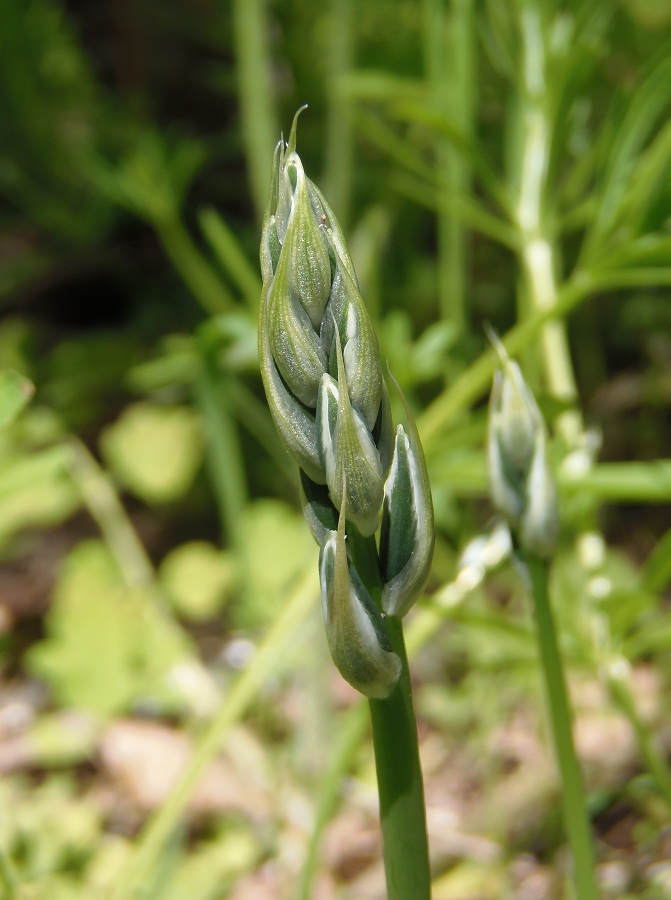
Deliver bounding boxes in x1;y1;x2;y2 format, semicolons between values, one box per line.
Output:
259;113;434;697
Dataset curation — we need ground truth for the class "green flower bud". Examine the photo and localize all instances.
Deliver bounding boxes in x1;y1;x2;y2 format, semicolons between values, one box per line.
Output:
259;111;388;496
299;469;338;545
380;375;435;617
487;338;558;556
281;153;332;329
258;282;325;484
319;485;401;699
259;141;282;284
321;242;382;430
266;244;328;407
317;331;384;536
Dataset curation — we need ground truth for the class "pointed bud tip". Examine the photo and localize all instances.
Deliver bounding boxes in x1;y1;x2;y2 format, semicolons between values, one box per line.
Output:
287;104;309;156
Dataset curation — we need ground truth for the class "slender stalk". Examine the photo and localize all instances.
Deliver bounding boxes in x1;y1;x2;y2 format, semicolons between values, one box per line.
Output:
109;566;319;900
444;0;474;334
232;0;277;222
0;845;17;900
156;214;234;316
606;662;671;812
417;272;592;447
521;551;598;900
515;3;582;446
349;531;432;900
69;440;154;588
323;0;354;227
423;0;474;333
297;703;369;900
198;207;262;309
195;334;248;550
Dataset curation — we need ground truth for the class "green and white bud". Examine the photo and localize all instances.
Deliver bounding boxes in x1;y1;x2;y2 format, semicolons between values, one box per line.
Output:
259;110;387;529
299;469;338;546
487;339;558;557
379;375;435;617
259;112;434;698
266;246;328;407
258;282;325;484
319;487;401;699
317;331;384;537
322;247;382;430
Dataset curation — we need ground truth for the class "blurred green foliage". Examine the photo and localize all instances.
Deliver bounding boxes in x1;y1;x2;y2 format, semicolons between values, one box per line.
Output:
0;0;670;897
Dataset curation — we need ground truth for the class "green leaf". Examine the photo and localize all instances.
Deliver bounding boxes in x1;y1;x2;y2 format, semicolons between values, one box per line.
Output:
100;402;203;505
27;541;193;717
159;541;235;622
0;445;80;550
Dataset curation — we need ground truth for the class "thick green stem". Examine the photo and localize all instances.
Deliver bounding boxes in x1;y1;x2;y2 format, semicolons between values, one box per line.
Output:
349;532;432;900
369;619;432;900
521;551;598;900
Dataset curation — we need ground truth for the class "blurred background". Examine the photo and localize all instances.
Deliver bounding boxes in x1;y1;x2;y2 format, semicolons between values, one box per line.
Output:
1;0;671;897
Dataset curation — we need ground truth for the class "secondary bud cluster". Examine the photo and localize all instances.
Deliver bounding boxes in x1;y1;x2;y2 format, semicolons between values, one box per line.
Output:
259;113;434;698
487;335;558;557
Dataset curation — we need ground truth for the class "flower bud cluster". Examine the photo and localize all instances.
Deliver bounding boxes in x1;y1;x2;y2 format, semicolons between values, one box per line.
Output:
259;113;434;698
487;336;558;557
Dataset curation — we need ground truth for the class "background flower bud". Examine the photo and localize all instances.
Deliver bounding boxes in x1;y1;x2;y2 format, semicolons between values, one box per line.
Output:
487;348;558;556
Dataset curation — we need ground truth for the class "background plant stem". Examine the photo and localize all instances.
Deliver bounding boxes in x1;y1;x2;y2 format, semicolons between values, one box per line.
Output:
0;846;17;900
109;566;319;900
349;531;432;900
156;214;234;316
515;3;582;446
423;0;474;335
232;0;277;222
521;551;598;900
323;0;354;228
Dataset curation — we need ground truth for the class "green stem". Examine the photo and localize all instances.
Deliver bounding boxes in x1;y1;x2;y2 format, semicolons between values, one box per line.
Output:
198;207;262;310
515;3;583;446
296;703;369;900
606;662;671;812
69;440;155;588
156;214;233;316
423;0;474;334
109;566;319;900
324;0;354;228
0;845;17;900
195;334;248;549
232;0;278;222
369;619;432;900
349;532;432;900
417;271;592;447
521;551;598;900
